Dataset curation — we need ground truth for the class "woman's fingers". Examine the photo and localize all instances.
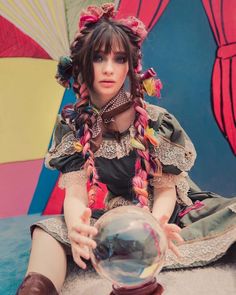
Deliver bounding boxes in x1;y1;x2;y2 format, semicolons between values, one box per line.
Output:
77;246;90;260
168;231;184;244
75;223;98;236
69;231;97;248
71;246;87;269
158;216;184;257
168;240;182;258
77;234;97;249
163;223;182;233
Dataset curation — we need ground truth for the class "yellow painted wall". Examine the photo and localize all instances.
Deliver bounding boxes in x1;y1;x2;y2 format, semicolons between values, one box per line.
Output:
0;58;64;163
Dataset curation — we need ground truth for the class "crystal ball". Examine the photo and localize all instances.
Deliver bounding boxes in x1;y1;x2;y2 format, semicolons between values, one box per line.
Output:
90;206;168;288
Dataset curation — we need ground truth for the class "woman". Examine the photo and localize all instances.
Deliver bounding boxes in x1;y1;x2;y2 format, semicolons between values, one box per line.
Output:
16;3;236;294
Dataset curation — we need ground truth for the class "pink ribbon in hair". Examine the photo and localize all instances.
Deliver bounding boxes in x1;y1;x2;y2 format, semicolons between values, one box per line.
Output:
140;68;156;81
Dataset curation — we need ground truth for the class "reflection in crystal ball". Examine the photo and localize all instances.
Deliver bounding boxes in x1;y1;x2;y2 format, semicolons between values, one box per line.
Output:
90;206;168;288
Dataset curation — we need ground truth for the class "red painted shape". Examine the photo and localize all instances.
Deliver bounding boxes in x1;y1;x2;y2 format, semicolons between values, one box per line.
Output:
43;178;65;215
116;0;170;32
202;0;236;155
0;16;51;59
212;60;224;132
43;178;107;215
116;0;140;19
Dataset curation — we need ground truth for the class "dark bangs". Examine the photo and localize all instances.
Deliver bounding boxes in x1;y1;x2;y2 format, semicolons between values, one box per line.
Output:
82;20;134;89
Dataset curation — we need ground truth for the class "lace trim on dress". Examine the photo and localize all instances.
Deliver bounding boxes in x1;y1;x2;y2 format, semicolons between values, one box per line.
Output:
45;132;77;169
150;172;193;206
58;170;87;189
105;196;134;210
164;225;236;269
33;217;236;270
33;217;97;250
94;128;134;159
150;135;197;172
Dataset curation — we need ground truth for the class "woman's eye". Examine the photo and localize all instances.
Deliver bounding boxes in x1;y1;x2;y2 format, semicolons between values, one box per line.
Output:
93;54;103;62
116;55;127;64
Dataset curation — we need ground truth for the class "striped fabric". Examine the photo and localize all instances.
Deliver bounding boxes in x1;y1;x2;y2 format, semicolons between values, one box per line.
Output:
0;0;70;60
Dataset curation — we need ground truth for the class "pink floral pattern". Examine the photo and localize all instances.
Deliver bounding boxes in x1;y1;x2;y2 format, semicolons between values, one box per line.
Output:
79;3;115;31
119;16;147;42
78;3;147;43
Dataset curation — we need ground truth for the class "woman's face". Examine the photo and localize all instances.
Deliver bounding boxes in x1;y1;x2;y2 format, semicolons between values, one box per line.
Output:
91;47;129;107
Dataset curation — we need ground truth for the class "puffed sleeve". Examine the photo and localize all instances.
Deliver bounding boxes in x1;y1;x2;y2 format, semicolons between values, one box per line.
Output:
45;115;87;189
146;103;197;206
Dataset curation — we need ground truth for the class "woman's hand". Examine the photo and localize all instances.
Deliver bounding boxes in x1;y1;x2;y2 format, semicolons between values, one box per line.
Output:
159;215;184;257
68;207;98;269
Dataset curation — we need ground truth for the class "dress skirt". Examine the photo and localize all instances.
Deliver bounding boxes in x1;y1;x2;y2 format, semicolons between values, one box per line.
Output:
31;192;236;270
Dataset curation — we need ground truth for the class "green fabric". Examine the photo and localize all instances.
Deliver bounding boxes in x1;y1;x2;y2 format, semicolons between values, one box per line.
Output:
158;112;186;146
163;194;236;270
146;103;197;176
181;196;236;239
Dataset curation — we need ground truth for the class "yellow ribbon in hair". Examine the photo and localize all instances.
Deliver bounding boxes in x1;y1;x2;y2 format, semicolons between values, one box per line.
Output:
144;127;159;146
142;78;156;96
73;141;83;152
131;138;146;151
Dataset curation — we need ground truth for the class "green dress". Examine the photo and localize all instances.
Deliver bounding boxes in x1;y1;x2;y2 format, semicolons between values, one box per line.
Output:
32;102;236;270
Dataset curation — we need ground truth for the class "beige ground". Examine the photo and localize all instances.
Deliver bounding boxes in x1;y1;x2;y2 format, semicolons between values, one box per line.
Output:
61;245;236;295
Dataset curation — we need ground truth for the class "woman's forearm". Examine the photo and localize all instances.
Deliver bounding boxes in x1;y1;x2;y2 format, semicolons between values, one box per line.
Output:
152;187;177;222
63;184;88;231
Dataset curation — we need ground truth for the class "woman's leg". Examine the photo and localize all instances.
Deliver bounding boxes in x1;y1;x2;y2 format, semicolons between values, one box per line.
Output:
19;227;67;293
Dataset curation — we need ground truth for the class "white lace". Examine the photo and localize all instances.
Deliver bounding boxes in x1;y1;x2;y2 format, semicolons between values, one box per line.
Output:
45;131;77;169
150;172;192;206
151;135;196;172
58;170;87;189
164;226;236;268
94;129;133;159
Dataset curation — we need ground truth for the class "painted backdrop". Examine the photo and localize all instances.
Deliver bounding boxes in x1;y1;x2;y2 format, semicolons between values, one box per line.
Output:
0;0;235;218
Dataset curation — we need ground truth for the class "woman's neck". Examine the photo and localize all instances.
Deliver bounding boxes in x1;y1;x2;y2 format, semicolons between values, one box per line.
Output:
89;92;115;110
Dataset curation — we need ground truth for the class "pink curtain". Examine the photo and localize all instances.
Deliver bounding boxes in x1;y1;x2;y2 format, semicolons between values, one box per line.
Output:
116;0;170;32
202;0;236;155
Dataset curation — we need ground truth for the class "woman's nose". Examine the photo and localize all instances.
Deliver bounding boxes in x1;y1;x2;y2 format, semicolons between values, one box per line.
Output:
103;60;114;75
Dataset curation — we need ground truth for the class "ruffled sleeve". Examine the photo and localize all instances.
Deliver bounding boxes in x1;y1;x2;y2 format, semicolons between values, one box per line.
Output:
45;115;87;189
146;103;197;206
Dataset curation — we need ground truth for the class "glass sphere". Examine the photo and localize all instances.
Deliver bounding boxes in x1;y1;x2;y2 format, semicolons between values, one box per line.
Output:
90;206;168;288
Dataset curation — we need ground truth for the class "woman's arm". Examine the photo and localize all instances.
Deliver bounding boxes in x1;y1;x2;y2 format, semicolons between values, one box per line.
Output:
64;183;88;231
63;183;97;269
152;187;176;222
152;186;184;257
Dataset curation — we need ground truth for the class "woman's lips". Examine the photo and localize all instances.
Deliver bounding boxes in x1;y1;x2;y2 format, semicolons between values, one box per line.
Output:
99;81;115;87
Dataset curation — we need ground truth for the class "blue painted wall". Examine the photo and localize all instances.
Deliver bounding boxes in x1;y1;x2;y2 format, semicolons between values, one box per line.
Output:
143;0;235;196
